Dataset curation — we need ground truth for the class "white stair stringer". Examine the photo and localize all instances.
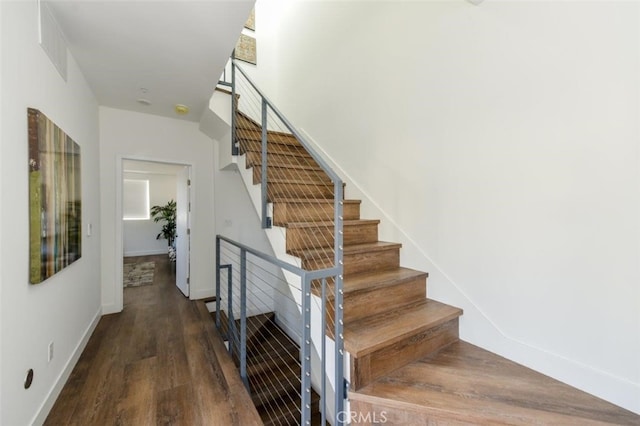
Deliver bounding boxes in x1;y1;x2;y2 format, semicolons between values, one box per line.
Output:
234;151;340;421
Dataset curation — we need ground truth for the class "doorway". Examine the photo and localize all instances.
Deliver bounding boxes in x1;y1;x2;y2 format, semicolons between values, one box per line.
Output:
119;158;192;303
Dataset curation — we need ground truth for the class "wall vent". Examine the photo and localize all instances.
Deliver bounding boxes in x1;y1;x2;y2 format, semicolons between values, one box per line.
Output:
38;0;68;81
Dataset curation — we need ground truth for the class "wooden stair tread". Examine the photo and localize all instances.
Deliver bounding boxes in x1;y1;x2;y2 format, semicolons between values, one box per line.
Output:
344;299;462;357
350;341;640;425
290;241;402;260
237;141;313;158
272;198;361;205
244;151;319;167
250;364;301;407
235;112;300;140
247;331;298;361
268;177;334;186
285;219;380;229
319;267;427;297
235;128;301;146
247;349;298;377
249;162;324;172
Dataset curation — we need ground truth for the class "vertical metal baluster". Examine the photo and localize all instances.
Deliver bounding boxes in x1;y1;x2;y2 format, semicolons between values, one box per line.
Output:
240;249;248;389
227;260;234;357
321;278;327;426
225;265;232;339
301;274;312;425
231;55;238;156
261;98;270;229
334;182;345;425
215;237;221;330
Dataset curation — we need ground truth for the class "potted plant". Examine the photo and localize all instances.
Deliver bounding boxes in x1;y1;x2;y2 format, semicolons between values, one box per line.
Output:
150;199;177;261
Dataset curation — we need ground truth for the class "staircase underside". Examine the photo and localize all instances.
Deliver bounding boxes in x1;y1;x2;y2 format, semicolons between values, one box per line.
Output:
350;341;639;425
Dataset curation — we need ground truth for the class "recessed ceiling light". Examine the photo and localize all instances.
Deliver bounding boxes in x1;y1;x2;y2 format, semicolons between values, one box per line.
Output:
137;98;152;106
175;104;189;115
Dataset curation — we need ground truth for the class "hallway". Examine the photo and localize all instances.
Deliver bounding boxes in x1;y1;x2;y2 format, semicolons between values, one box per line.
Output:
45;255;261;425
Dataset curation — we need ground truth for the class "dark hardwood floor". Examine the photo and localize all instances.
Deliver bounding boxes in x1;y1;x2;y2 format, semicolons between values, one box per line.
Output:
45;255;261;425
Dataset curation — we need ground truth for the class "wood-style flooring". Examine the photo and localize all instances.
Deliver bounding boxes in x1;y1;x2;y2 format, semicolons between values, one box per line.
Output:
45;255;261;426
350;340;640;425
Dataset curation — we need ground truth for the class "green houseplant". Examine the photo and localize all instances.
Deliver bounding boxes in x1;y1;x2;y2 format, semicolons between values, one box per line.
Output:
150;199;177;248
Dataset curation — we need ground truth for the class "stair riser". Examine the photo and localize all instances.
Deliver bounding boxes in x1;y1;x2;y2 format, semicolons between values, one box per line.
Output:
350;318;459;390
253;166;329;186
245;151;319;169
331;276;427;325
268;183;336;201
239;139;309;157
286;223;379;252
301;247;400;276
273;201;360;225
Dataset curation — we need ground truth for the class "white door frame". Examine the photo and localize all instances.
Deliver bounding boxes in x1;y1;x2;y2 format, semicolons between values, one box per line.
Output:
115;154;194;312
175;165;191;297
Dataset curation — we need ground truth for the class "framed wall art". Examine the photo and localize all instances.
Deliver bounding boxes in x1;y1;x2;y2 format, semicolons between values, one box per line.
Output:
28;108;82;284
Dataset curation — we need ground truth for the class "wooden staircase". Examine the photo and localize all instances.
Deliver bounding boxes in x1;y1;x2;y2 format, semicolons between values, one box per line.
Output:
212;309;322;425
234;111;640;424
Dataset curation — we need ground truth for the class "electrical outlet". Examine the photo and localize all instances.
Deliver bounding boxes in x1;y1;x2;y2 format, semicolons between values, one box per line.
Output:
48;341;54;363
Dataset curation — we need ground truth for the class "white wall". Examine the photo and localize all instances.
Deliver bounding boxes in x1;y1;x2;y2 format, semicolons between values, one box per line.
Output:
0;0;4;421
0;2;102;424
213;135;284;313
123;171;177;257
254;0;640;413
100;107;215;310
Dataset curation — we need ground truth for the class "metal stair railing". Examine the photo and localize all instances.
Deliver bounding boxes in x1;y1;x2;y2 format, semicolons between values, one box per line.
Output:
215;58;345;425
216;235;345;425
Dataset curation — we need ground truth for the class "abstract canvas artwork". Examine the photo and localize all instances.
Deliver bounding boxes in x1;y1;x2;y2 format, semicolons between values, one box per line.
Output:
28;108;82;284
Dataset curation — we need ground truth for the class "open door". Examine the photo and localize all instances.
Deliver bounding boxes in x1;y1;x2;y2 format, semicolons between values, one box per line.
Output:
175;166;191;297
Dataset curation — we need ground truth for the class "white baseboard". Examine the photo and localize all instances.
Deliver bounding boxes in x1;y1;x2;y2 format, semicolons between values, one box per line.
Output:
31;307;102;425
124;249;166;257
101;302;120;315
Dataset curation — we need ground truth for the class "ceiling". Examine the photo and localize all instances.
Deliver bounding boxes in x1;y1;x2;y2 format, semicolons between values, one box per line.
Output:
48;0;254;122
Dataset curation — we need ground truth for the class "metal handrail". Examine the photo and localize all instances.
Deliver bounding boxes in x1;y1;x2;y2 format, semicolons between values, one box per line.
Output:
218;235;340;278
233;60;342;185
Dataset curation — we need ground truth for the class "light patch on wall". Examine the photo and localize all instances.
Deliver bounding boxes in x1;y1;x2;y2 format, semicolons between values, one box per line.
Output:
235;33;257;65
38;0;68;81
123;179;150;220
244;7;255;31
